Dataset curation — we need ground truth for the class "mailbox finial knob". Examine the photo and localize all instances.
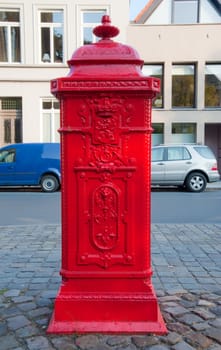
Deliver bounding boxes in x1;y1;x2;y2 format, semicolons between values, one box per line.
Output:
93;15;119;40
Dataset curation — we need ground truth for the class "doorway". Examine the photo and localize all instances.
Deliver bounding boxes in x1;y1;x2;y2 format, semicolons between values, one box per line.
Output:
205;123;221;175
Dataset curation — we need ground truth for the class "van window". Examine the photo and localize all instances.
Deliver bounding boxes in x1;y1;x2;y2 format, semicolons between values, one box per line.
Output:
0;149;16;163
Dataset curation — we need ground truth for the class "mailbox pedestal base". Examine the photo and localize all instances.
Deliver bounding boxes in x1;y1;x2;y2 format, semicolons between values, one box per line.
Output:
47;284;167;334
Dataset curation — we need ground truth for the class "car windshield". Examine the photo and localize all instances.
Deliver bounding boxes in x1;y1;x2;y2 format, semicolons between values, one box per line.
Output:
194;146;215;159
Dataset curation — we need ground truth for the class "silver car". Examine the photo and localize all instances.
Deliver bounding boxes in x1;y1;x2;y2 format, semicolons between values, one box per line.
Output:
151;144;220;192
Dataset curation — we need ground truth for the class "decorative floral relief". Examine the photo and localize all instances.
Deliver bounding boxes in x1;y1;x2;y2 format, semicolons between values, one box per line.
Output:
92;185;118;251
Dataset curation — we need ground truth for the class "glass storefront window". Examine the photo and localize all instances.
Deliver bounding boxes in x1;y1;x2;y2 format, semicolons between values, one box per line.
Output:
205;64;221;108
172;64;196;108
152;123;164;145
172;123;196;143
142;65;163;108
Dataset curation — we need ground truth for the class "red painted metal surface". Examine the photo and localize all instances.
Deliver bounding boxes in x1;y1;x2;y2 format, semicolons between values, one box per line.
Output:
47;16;167;334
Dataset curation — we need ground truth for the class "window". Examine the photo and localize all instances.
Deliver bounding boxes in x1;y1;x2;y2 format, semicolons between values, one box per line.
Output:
152;123;164;145
172;123;196;143
2;97;22;110
81;10;106;45
172;0;199;24
0;149;15;163
41;99;60;142
142;65;163;108
205;64;221;108
40;10;63;63
172;64;196;108
0;9;21;62
152;147;164;162
167;147;191;161
0;97;22;145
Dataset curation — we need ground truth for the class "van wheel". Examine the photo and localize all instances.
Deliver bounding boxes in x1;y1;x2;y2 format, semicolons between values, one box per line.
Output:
185;172;207;193
41;175;59;193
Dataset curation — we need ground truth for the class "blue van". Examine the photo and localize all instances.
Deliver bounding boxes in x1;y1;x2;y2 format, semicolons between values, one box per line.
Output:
0;143;61;192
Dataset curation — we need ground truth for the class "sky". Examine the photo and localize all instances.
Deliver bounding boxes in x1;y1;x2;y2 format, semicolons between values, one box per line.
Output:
130;0;148;20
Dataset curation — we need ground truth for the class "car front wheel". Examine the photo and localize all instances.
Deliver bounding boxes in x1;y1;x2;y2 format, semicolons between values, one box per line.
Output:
185;172;207;193
40;175;59;193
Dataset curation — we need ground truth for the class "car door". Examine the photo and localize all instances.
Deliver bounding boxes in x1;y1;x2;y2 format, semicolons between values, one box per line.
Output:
151;147;166;183
164;146;192;182
0;148;16;185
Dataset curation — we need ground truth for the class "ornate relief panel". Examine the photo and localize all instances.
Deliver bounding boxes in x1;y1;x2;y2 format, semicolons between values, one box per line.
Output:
70;93;148;269
76;169;135;269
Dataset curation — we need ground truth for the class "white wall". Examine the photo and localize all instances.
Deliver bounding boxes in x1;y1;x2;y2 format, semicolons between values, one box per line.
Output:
0;0;130;143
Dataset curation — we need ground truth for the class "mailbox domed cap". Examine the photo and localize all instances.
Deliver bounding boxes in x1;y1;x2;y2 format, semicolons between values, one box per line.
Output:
67;16;144;77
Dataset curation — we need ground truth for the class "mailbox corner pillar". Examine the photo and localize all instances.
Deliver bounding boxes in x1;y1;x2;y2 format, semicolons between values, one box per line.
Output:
47;15;167;335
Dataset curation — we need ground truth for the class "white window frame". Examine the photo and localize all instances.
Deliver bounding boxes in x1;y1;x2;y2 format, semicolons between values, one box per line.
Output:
76;5;109;47
81;9;107;45
36;8;65;64
40;98;60;143
0;8;22;63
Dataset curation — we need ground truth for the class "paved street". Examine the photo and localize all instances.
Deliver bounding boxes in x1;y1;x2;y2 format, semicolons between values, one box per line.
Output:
1;223;221;349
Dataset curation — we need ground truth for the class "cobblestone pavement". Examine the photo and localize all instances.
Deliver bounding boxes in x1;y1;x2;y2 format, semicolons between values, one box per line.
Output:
0;224;221;350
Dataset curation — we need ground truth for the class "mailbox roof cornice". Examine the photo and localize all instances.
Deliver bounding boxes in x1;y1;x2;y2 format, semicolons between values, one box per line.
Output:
66;15;144;78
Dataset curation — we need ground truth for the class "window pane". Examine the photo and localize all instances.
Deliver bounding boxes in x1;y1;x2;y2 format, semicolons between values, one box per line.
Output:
41;99;60;142
205;64;221;108
43;101;52;109
2;97;22;109
152;148;164;161
11;27;20;62
173;0;198;24
41;28;50;62
54;27;63;62
152;123;164;145
40;11;63;63
4;120;11;143
83;11;105;23
143;65;163;108
0;27;8;61
53;101;60;109
43;113;51;142
0;10;20;63
41;12;53;23
172;64;195;108
0;11;19;22
172;123;196;143
83;27;93;44
82;10;106;45
41;12;63;23
14;118;22;143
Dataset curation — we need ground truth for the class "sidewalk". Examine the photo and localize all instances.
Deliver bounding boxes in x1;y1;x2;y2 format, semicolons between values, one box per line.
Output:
0;223;221;350
206;180;221;190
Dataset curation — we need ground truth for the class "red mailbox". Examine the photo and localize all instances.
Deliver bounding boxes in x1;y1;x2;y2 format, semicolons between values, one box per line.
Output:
47;16;167;334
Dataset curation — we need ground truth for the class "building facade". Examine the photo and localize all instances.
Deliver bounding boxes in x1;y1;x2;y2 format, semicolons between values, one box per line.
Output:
1;0;221;171
0;0;129;147
128;0;221;171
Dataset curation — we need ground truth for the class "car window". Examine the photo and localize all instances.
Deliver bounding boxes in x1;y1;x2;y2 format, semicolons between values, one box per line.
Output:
0;149;16;163
167;147;191;161
152;147;164;161
194;146;215;159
